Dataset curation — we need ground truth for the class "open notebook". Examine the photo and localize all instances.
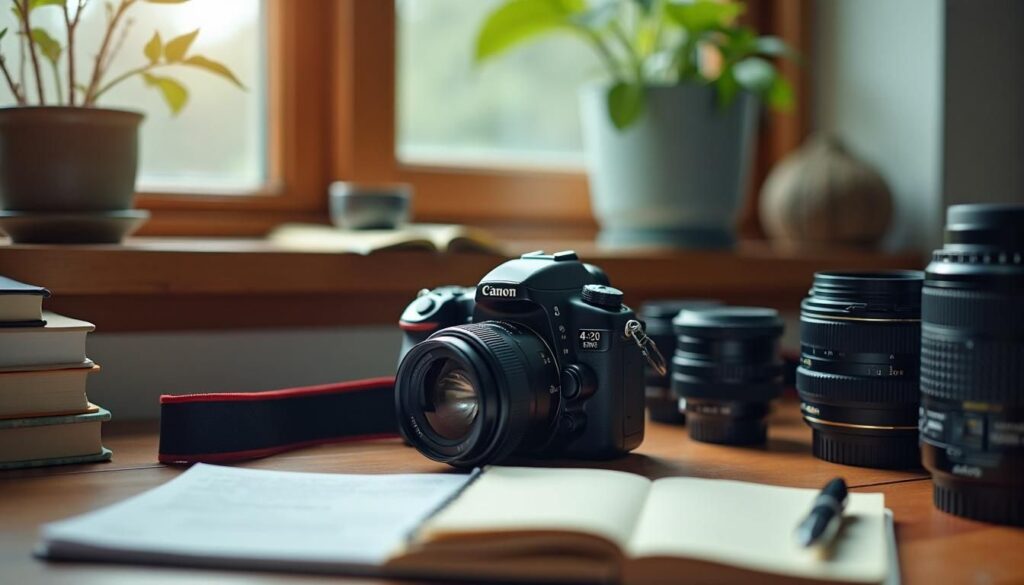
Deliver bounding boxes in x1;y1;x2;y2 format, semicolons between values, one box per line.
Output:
39;465;897;585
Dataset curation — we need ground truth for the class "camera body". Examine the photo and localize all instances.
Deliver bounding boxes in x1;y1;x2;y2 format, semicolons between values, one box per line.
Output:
397;251;645;465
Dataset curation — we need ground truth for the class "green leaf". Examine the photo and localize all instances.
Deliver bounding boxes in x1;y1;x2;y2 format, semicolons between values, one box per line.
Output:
606;81;644;130
719;26;758;59
164;29;199;62
143;31;162;65
475;0;585;62
183;55;245;89
665;0;744;33
142;72;188;115
29;0;66;9
30;28;61;64
0;28;7;43
732;56;775;93
715;69;739;108
766;75;794;111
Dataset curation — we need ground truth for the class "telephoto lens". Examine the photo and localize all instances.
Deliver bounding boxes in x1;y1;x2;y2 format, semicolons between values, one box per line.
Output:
672;307;784;445
796;271;924;469
639;300;722;424
920;204;1024;526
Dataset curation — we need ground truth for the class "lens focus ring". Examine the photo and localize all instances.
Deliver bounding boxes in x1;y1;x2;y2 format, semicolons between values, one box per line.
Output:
456;322;533;440
799;316;920;354
796;368;919;404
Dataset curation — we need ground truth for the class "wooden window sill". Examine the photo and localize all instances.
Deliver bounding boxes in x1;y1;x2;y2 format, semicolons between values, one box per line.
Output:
0;238;922;332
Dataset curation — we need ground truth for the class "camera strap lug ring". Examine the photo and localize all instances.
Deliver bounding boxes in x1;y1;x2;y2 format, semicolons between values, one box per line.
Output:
626;319;668;377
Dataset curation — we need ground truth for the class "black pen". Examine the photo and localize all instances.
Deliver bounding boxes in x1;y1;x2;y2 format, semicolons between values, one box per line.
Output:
795;477;848;548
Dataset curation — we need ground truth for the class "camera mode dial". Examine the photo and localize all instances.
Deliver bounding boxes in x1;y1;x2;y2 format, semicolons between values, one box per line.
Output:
582;284;623;311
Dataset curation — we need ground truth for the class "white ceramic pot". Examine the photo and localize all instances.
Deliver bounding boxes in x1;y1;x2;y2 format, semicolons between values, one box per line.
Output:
580;84;757;248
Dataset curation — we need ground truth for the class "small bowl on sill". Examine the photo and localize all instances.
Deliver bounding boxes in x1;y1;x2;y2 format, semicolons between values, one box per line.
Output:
329;182;412;230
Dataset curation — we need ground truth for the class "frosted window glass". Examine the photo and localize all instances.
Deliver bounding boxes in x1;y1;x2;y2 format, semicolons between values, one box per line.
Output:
0;0;266;192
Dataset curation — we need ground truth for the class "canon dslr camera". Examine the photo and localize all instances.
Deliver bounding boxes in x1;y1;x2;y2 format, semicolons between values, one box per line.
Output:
395;251;648;468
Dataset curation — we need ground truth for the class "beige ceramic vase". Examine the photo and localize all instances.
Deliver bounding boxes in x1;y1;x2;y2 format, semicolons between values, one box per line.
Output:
759;135;893;249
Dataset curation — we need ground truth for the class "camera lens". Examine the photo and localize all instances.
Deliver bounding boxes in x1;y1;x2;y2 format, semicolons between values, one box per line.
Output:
395;321;559;467
796;270;924;469
672;307;784;445
640;300;722;424
921;203;1024;526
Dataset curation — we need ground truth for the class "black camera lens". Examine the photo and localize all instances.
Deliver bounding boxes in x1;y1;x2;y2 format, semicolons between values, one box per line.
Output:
640;300;722;424
796;270;924;469
672;307;784;445
921;203;1024;526
395;321;559;468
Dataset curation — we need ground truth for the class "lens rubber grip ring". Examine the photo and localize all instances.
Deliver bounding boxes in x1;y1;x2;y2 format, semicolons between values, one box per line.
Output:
922;287;1024;335
921;331;1024;405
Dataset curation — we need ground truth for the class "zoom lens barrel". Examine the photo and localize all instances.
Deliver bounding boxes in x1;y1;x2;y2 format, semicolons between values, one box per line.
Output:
672;307;784;445
395;321;559;468
797;271;924;469
921;204;1024;526
640;300;722;424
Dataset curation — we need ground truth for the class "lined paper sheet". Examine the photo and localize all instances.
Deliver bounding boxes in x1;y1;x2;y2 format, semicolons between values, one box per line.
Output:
41;464;474;567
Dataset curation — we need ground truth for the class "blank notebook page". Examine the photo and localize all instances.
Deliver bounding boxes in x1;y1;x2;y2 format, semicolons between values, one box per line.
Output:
628;478;888;583
420;466;652;547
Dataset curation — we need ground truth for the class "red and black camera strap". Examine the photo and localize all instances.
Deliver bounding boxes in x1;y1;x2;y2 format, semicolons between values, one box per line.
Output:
157;377;400;464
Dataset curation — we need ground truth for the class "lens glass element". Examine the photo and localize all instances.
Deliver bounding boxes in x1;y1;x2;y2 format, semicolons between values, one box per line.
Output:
423;359;479;440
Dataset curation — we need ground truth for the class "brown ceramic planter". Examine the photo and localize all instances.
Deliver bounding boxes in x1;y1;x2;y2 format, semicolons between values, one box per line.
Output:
0;107;144;213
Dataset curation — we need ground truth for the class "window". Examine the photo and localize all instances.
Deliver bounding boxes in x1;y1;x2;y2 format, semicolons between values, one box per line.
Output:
397;0;601;169
0;1;807;237
0;0;267;193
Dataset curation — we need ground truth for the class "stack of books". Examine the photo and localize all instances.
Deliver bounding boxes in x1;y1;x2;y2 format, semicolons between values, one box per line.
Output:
0;276;111;470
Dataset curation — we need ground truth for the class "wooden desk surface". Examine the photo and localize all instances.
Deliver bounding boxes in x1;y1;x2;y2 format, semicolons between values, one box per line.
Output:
2;402;1021;585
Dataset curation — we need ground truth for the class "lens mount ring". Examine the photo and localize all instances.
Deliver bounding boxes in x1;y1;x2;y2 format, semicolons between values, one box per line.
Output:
801;414;918;432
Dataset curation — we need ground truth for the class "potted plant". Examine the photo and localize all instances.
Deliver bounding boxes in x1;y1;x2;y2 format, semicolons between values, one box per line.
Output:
477;0;794;248
0;0;243;243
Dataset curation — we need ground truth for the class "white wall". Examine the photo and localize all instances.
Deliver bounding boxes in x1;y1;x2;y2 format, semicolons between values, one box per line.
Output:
86;327;402;419
813;0;946;251
942;0;1024;209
